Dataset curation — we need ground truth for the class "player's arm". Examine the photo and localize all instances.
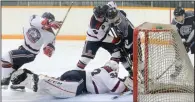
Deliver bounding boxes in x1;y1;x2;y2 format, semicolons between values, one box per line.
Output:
120;10;127;17
30;15;62;30
183;21;195;52
87;16;110;41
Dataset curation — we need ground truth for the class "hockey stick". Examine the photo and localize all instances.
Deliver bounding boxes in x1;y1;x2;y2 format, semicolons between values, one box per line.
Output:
55;2;74;36
155;60;177;80
112;90;132;99
110;27;144;82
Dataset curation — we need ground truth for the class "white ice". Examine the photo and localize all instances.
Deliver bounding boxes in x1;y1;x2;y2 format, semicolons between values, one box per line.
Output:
2;40;131;102
2;40;194;102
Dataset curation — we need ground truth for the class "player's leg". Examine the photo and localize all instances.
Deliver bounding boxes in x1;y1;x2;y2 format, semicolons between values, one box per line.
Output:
101;42;121;63
1;46;36;89
76;41;101;70
190;41;195;54
120;24;134;77
11;69;87;98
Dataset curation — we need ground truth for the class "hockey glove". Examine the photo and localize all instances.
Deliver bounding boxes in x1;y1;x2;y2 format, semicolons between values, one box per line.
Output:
120;76;133;91
43;43;55;57
49;21;63;30
42;19;62;30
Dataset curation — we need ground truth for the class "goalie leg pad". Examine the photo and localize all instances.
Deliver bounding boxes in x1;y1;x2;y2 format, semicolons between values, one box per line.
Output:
60;70;87;95
39;75;81;98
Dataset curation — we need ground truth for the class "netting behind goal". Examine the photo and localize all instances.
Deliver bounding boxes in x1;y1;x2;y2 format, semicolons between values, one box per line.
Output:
133;22;194;102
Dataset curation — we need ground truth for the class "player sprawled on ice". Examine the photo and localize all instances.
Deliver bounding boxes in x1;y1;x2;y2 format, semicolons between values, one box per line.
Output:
75;1;134;77
171;7;194;78
1;12;62;89
10;60;133;98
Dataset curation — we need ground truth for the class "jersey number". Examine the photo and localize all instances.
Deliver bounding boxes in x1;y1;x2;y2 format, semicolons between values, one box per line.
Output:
91;68;118;78
110;72;118;78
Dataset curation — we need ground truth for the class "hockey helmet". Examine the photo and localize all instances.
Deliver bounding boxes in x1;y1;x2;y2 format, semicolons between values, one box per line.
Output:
174;7;185;17
106;7;121;25
104;60;119;71
107;1;117;8
93;5;109;21
42;12;55;22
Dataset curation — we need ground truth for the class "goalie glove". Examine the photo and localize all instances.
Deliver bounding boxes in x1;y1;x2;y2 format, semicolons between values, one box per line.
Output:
10;69;39;92
43;43;55;57
120;76;133;91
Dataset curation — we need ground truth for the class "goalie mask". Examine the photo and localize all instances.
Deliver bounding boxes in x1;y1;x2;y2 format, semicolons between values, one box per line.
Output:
104;60;119;72
106;7;121;26
42;12;55;23
174;7;185;24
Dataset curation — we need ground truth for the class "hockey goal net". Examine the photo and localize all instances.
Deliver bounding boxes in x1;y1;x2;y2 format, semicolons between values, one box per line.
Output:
133;22;194;102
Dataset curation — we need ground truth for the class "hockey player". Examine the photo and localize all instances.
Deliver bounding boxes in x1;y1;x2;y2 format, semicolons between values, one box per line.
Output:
105;7;136;77
75;5;121;70
10;60;133;98
107;1;127;17
76;2;134;77
171;7;194;78
172;7;194;54
1;12;62;89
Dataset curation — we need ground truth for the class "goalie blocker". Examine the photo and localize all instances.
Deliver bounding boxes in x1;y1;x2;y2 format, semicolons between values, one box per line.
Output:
10;60;132;98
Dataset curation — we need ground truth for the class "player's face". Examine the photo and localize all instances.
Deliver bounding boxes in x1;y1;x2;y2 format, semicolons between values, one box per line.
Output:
94;15;104;22
175;15;184;23
107;13;121;25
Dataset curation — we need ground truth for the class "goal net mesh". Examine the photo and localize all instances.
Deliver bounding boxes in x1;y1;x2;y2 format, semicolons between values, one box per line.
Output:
133;22;194;102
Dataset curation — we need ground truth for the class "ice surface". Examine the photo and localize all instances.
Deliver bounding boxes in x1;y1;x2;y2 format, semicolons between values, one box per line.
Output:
2;40;194;102
2;40;130;102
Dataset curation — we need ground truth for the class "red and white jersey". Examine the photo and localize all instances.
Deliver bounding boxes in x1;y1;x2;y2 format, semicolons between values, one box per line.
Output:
22;15;55;54
86;67;128;94
86;15;111;42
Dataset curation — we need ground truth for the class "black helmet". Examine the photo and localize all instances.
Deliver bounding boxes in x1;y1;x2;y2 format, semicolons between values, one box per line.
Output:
42;12;55;22
174;7;185;16
93;5;109;18
106;7;118;19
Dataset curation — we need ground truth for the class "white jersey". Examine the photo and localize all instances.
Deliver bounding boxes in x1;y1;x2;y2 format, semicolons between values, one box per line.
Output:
86;67;128;94
22;15;55;54
86;15;111;42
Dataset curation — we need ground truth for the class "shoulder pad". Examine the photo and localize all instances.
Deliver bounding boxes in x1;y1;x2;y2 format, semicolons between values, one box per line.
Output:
120;10;127;17
185;11;194;18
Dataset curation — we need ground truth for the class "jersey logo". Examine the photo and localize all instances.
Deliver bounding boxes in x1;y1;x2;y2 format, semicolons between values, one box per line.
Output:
26;28;41;43
180;25;192;36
